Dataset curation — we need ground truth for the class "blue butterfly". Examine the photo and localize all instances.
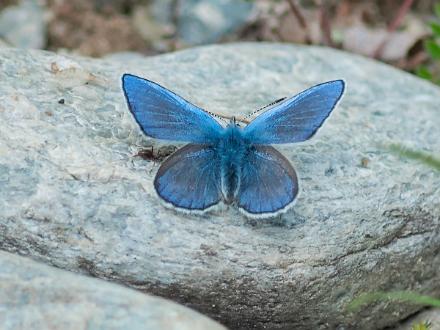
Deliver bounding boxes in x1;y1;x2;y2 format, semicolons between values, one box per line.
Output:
122;74;345;218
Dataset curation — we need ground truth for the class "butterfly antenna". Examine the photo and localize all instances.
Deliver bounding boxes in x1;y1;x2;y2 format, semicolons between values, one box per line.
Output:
243;97;287;121
205;110;229;124
204;99;287;126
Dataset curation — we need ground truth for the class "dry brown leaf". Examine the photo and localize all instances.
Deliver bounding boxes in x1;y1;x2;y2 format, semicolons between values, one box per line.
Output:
343;15;428;61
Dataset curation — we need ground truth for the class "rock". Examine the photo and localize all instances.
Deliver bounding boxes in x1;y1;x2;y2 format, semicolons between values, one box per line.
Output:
0;44;439;330
393;309;440;330
104;51;148;63
0;251;226;330
0;38;10;48
151;0;254;45
179;0;254;44
0;0;46;49
131;4;174;53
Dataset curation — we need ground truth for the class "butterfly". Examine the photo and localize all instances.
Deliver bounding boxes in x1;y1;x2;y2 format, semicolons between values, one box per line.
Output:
122;74;345;218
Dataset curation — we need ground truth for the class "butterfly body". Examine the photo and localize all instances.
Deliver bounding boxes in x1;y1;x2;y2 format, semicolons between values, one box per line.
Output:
122;74;345;218
217;119;247;204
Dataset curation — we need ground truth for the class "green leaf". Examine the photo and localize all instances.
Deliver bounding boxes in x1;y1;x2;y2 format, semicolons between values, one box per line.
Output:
425;39;440;59
435;3;440;18
415;65;433;80
389;144;440;171
431;22;440;36
348;291;440;312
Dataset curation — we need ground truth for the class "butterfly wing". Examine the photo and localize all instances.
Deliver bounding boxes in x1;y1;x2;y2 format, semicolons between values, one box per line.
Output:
154;144;222;211
122;74;224;143
243;80;345;144
237;145;298;217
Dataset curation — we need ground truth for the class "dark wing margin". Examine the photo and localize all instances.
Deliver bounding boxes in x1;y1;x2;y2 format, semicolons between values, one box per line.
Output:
237;145;298;217
243;80;345;144
154;144;222;211
122;74;223;143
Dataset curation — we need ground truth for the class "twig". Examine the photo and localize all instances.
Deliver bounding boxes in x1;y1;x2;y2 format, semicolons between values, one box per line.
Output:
373;0;414;59
387;0;414;32
318;1;334;47
171;0;181;51
286;0;311;44
396;51;428;70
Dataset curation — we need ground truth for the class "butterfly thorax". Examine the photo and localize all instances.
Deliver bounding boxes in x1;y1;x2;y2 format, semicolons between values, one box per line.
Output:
216;122;250;204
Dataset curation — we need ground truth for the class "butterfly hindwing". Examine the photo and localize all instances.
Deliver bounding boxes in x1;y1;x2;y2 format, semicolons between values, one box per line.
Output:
154;144;222;211
237;145;299;216
243;80;345;144
122;74;223;143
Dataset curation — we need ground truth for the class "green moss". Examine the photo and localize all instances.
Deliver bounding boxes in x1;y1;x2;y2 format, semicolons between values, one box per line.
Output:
389;144;440;171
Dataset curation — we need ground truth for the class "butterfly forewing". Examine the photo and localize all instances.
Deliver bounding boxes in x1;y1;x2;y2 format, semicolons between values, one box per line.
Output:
122;74;224;143
243;80;345;144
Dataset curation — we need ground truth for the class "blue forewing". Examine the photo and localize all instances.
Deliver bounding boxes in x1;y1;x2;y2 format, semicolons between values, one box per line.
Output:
122;74;223;143
243;80;345;144
122;75;345;217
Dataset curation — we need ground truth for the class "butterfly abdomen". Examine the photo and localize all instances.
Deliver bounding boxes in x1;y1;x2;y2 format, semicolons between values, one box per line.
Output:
217;125;248;203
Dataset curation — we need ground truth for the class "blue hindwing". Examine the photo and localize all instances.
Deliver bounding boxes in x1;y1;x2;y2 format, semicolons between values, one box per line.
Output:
243;80;345;144
122;74;223;143
154;144;222;211
237;145;298;216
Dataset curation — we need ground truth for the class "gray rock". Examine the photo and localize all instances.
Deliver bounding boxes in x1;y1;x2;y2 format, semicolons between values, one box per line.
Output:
104;51;148;63
0;251;226;330
0;38;10;48
149;0;174;25
151;0;254;45
393;309;440;330
178;0;254;44
0;44;439;330
0;0;46;49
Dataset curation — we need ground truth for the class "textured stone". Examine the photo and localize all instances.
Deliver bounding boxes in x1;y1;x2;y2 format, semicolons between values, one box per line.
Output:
0;0;46;49
0;44;439;329
0;251;226;330
393;309;440;330
151;0;254;45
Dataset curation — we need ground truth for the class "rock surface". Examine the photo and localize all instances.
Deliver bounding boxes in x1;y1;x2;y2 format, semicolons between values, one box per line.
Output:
151;0;254;45
0;250;226;330
393;309;440;330
0;0;46;49
0;44;439;329
177;0;254;44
